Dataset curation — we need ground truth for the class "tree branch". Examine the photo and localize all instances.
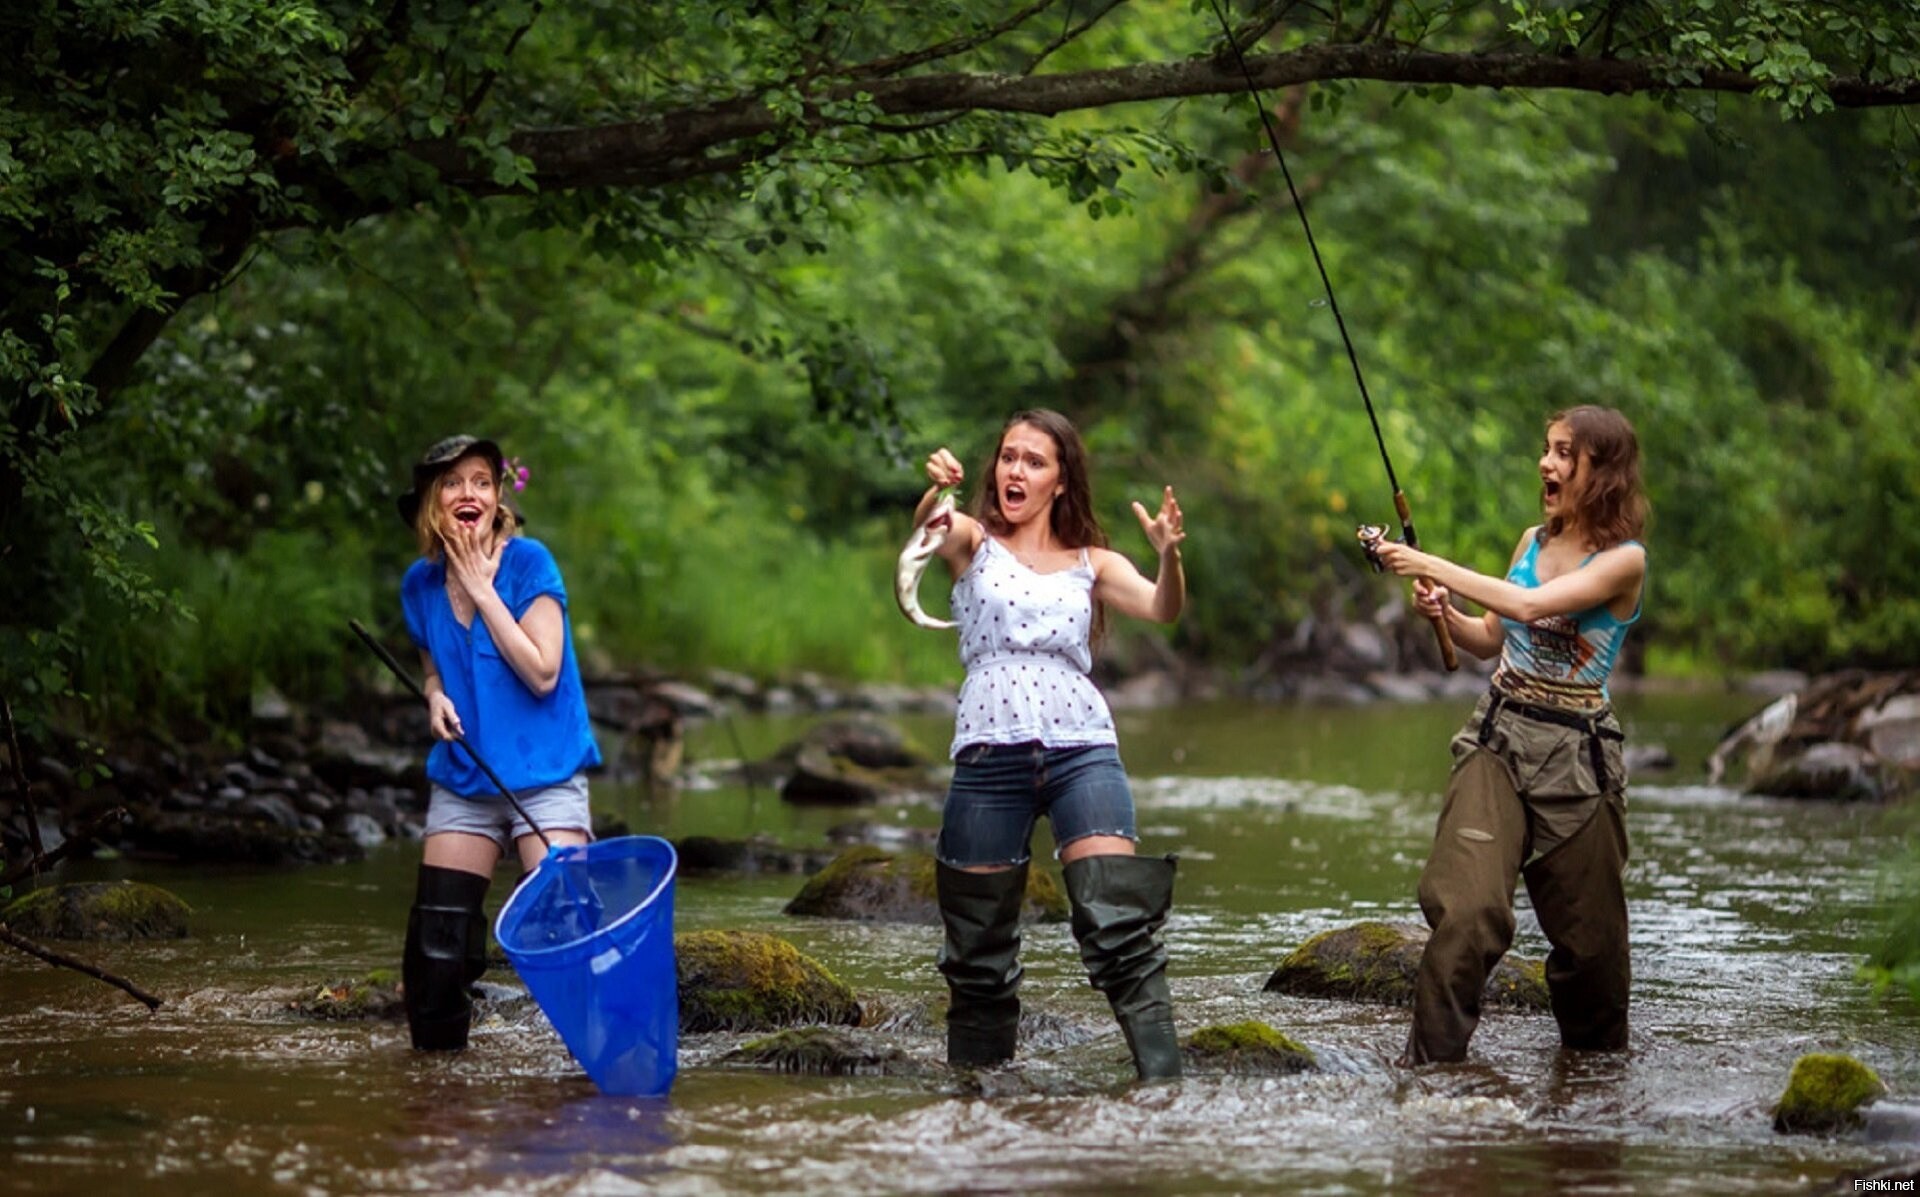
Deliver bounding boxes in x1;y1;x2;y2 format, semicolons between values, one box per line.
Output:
0;923;163;1010
404;44;1920;197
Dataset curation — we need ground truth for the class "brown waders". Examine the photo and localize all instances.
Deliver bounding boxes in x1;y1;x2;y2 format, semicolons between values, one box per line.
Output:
1405;691;1631;1065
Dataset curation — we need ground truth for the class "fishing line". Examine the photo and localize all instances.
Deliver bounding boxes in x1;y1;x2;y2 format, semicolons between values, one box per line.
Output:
1201;0;1458;669
1204;0;1399;495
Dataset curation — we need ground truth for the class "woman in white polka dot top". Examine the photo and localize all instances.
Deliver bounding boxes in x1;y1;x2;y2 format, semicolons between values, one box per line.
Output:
910;408;1187;1080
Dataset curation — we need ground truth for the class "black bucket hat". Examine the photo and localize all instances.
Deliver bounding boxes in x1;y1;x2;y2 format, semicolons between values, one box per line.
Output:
394;434;508;528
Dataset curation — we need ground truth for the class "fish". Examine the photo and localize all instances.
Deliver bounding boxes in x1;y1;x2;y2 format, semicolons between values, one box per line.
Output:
895;491;958;630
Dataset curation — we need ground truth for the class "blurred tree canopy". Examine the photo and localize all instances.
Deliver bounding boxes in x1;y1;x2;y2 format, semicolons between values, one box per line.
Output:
4;0;1920;737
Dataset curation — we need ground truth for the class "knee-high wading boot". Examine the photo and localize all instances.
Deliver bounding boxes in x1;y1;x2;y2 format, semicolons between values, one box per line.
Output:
404;865;491;1051
935;861;1028;1068
1063;854;1181;1081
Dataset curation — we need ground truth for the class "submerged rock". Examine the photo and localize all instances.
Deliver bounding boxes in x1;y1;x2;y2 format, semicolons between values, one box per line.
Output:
782;846;1067;924
291;970;405;1020
0;880;191;940
721;1027;925;1076
674;835;838;877
776;718;943;805
1774;1052;1886;1134
675;930;861;1033
1184;1021;1317;1075
1263;921;1549;1011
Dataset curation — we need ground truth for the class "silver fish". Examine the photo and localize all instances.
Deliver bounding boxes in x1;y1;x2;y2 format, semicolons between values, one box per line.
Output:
895;492;957;630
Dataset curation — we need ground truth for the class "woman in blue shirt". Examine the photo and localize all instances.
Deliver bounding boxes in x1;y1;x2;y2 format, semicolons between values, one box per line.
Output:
394;435;601;1051
1375;405;1648;1065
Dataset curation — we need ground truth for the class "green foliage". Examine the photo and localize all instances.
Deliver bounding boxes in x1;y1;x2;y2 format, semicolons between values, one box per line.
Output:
4;1;1920;740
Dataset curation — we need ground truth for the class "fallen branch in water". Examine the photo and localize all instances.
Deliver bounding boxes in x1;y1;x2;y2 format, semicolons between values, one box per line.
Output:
0;922;164;1010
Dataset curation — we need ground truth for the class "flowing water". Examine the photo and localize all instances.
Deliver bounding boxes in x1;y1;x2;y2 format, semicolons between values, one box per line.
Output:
5;691;1918;1195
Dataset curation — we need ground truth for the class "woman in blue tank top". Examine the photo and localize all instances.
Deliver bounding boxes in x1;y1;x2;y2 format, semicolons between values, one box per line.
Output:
1375;405;1648;1065
391;435;601;1052
910;408;1188;1080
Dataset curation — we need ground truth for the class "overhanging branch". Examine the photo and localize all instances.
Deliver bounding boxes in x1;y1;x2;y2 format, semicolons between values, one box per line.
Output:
406;43;1920;197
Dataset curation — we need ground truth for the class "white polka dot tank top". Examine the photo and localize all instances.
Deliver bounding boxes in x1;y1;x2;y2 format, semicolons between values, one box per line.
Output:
948;536;1116;757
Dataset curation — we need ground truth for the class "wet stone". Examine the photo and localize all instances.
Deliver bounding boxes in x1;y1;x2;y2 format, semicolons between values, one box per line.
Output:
1;881;191;941
1264;920;1549;1011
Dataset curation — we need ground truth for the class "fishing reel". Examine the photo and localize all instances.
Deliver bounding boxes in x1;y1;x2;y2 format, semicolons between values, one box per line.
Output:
1355;523;1400;573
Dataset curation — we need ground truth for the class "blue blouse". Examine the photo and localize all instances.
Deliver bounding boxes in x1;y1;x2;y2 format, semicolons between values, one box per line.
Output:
1496;534;1644;698
401;537;601;796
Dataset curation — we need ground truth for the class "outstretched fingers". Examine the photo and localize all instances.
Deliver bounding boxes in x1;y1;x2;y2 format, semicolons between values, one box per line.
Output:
1132;485;1186;554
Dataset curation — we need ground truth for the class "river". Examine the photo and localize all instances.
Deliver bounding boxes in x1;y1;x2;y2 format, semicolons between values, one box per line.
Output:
4;690;1917;1195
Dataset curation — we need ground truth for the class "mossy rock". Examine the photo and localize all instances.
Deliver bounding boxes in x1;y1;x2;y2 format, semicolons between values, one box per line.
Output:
1773;1052;1886;1134
1184;1021;1316;1075
0;881;191;940
721;1027;925;1077
1263;920;1549;1011
290;970;405;1020
675;930;861;1033
781;846;1067;925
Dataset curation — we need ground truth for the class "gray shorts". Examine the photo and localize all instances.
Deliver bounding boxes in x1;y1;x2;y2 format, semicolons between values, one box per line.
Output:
424;773;592;851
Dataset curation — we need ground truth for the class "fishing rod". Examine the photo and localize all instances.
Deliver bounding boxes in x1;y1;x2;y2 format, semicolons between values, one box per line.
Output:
347;619;555;849
1202;0;1458;672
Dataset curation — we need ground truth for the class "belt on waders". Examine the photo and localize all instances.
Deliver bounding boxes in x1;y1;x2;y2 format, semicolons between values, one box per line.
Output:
1476;691;1626;794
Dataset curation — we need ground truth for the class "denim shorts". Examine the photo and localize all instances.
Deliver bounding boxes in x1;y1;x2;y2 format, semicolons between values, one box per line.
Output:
424;773;592;851
937;742;1137;868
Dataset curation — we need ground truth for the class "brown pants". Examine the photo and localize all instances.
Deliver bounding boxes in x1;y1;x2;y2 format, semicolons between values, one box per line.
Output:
1406;695;1632;1064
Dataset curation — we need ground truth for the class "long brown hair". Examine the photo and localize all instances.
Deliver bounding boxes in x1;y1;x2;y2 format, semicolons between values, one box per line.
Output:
1546;405;1647;550
412;455;518;562
970;408;1111;640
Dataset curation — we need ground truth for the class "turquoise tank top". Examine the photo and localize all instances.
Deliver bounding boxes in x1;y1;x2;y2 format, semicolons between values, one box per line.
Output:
1495;533;1644;703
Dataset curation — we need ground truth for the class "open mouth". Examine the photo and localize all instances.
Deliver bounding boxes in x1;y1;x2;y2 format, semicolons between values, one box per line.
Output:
453;503;485;527
1542;479;1563;503
1003;483;1027;510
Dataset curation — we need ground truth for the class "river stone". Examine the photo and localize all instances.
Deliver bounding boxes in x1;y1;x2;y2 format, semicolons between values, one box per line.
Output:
676;930;861;1033
675;834;837;877
720;1027;925;1076
291;970;405;1020
1184;1021;1316;1075
1263;921;1549;1011
1;880;191;940
781;846;1067;925
1750;742;1885;803
1773;1052;1886;1134
776;718;943;804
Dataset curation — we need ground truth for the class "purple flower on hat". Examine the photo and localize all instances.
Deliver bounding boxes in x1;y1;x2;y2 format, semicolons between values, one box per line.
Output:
506;456;530;492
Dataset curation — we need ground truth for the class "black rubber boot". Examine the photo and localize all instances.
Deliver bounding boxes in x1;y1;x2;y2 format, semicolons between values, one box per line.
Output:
1063;853;1182;1081
935;860;1028;1068
403;865;491;1051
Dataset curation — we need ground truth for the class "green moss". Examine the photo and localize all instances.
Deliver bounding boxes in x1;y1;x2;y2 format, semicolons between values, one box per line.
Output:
1184;1021;1315;1074
1266;920;1548;1011
1;881;191;940
675;930;861;1033
291;971;405;1021
1774;1053;1886;1133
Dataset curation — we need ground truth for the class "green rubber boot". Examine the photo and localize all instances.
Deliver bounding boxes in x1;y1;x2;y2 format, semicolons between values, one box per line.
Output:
1064;853;1182;1081
935;860;1028;1068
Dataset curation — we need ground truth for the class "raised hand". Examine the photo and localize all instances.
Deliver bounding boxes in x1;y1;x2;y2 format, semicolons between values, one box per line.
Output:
443;520;503;604
1131;486;1186;556
925;447;965;490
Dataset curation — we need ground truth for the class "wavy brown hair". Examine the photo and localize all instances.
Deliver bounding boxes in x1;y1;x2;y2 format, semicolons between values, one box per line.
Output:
412;455;518;562
970;408;1111;639
1545;405;1648;550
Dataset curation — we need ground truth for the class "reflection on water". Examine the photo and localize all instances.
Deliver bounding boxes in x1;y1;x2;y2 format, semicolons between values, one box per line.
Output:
3;693;1917;1195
